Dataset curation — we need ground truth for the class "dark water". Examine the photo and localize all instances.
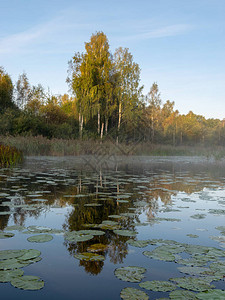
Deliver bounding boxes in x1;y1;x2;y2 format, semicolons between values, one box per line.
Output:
0;156;225;299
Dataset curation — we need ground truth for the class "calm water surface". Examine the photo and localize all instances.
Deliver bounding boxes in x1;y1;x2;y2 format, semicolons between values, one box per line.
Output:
0;156;225;299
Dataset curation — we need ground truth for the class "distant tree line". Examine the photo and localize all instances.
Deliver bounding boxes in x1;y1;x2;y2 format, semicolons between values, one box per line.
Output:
0;32;224;146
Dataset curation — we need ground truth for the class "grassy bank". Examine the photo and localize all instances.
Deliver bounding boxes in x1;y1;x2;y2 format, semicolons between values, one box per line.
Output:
0;143;23;167
0;135;224;158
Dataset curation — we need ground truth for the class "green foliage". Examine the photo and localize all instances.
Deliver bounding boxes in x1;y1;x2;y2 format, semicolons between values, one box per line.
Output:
0;67;15;111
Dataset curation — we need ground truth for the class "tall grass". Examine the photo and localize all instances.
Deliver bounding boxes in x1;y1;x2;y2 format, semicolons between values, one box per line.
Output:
0;135;224;158
0;144;23;167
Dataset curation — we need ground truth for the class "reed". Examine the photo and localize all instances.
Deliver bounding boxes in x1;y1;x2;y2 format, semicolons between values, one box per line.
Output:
0;135;224;158
0;144;23;167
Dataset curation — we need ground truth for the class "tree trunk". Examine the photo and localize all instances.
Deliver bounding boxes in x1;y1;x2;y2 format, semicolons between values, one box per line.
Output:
117;101;122;145
105;118;108;135
98;106;100;135
100;122;104;141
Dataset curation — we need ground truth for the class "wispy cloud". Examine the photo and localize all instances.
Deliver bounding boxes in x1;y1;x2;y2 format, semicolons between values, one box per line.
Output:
119;24;193;42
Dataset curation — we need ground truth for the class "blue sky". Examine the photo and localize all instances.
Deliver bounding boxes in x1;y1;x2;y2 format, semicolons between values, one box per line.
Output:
0;0;224;119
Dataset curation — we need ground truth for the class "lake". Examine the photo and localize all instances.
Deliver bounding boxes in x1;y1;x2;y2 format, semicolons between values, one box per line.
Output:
0;156;225;299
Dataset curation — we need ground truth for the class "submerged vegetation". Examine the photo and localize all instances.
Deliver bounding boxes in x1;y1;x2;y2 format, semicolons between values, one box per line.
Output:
0;144;23;167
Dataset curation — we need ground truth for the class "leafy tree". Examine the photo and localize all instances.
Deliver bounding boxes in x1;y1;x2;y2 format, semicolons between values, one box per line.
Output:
15;72;31;109
0;67;14;111
113;47;143;142
146;82;161;142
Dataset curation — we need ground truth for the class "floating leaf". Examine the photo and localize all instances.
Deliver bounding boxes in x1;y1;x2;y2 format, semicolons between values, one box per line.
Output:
120;287;149;300
139;280;176;292
0;231;14;239
187;234;199;238
18;249;41;261
114;266;146;283
113;230;137;237
0;269;24;282
190;214;206;220
74;252;105;261
27;234;53;243
196;289;225;299
178;266;211;276
5;225;25;231
127;239;149;248
0;250;26;260
170;276;214;292
77;230;105;236
87;244;108;252
143;250;176;262
10;275;44;290
169;290;198;299
64;231;94;242
27;226;52;233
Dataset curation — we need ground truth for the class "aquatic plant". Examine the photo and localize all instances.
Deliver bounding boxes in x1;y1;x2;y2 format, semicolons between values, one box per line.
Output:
0;144;23;167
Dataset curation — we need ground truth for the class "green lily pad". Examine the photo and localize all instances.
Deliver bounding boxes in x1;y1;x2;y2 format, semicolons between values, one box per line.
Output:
143;250;176;262
139;280;176;292
74;252;105;261
87;244;108;252
64;231;94;242
187;234;199;238
127;239;149;248
0;269;24;282
77;230;105;236
169;290;198;299
120;287;149;300
27;226;52;233
5;225;25;231
0;249;26;260
209;209;225;215
0;231;15;239
114;266;146;283
10;275;44;290
169;277;215;292
18;249;41;261
196;289;225;299
190;214;206;219
27;234;53;243
113;230;137;237
0;258;30;270
178;266;211;276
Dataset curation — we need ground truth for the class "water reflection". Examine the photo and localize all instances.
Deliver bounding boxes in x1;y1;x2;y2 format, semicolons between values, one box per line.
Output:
0;156;225;278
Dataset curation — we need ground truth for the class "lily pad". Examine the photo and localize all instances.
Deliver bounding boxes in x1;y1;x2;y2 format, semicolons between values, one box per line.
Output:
120;287;149;300
74;252;105;261
0;269;24;282
190;214;206;220
170;276;215;292
0;231;15;239
169;290;198;299
10;275;44;290
187;234;199;238
5;225;25;231
178;266;211;276
114;266;146;283
27;226;52;233
87;244;108;252
139;280;176;292
127;240;149;248
196;289;225;299
27;234;53;243
18;249;41;261
143;250;176;262
0;249;26;260
77;230;105;236
113;230;137;237
64;231;94;242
